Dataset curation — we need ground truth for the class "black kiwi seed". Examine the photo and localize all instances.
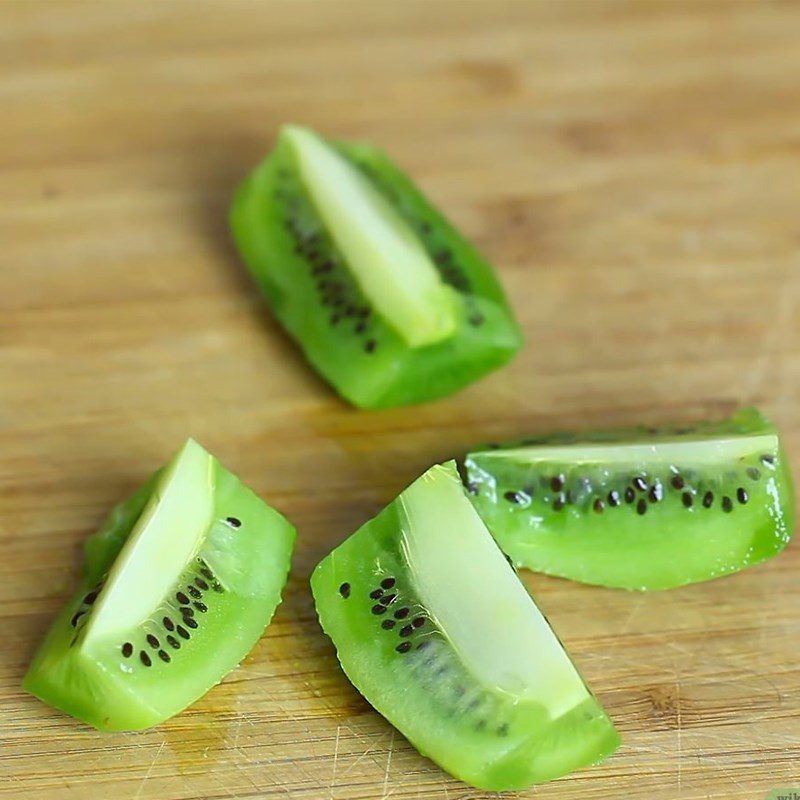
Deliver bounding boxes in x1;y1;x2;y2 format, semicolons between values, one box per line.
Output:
636;499;647;515
624;487;636;504
193;602;207;613
760;454;775;467
364;339;377;354
703;491;714;508
146;634;160;649
195;578;209;591
504;490;523;504
212;581;224;593
158;650;170;663
682;492;693;508
83;591;99;605
381;577;396;590
396;642;412;654
399;625;414;637
722;496;733;513
671;475;685;490
737;487;749;504
381;619;396;630
176;625;190;640
183;617;198;629
394;607;410;620
553;493;566;511
633;476;648;492
70;611;84;627
200;566;214;580
167;635;180;649
412;617;426;628
182;606;195;618
121;642;133;658
369;589;383;600
163;616;175;631
379;593;397;606
371;604;387;615
354;321;367;334
225;516;242;528
468;313;485;327
339;582;351;598
649;483;663;503
607;490;621;507
176;592;189;605
140;651;152;667
550;475;565;492
593;498;605;513
746;467;761;481
187;586;202;599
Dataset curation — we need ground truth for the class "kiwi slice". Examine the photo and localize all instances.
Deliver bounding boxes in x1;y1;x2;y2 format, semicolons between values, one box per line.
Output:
310;461;619;790
24;440;296;730
230;124;522;408
464;407;795;590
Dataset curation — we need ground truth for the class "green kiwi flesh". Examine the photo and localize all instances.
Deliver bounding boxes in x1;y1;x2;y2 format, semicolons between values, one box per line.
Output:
23;440;296;730
229;124;522;408
465;408;795;590
311;461;619;790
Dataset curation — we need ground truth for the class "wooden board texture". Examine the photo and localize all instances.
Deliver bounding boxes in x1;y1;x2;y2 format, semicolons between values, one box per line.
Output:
1;1;799;798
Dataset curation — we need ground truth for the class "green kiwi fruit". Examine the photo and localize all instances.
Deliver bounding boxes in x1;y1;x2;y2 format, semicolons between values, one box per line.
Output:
23;439;295;730
230;124;522;408
464;407;795;590
311;461;619;790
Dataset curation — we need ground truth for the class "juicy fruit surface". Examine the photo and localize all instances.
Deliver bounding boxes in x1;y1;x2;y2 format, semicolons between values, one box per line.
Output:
311;462;619;790
465;408;795;590
230;125;522;408
23;441;296;731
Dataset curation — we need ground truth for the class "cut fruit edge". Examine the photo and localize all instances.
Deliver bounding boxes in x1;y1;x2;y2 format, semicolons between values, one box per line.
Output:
471;434;779;466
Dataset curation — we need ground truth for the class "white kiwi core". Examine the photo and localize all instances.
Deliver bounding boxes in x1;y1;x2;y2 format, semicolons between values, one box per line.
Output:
82;439;215;646
399;462;589;717
283;124;458;348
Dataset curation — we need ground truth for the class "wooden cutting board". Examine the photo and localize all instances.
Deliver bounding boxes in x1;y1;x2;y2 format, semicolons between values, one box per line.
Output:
2;2;799;798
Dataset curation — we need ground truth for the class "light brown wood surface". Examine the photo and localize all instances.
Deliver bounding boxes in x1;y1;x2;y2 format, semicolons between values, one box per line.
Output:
2;1;799;798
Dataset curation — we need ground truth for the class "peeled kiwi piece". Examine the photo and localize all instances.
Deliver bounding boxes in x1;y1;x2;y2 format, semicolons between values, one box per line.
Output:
464;408;795;590
311;461;619;790
230;124;523;409
24;440;296;730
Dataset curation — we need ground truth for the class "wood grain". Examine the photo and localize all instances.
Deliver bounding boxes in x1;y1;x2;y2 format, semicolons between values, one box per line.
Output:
1;1;799;798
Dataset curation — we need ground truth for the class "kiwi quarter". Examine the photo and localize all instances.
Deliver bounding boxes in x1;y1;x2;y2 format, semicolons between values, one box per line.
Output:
23;439;296;730
230;125;522;409
310;461;619;790
464;407;795;590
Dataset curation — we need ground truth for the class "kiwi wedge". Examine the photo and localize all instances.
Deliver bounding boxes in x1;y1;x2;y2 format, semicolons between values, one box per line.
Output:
230;124;522;408
464;408;795;590
24;440;295;730
311;461;619;790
